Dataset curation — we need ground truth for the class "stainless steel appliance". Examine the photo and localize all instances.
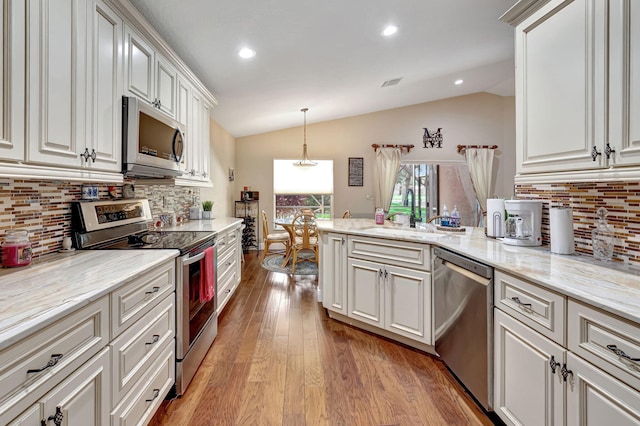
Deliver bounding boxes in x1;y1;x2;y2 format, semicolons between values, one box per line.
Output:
433;247;494;411
503;200;542;247
122;96;185;178
72;198;217;396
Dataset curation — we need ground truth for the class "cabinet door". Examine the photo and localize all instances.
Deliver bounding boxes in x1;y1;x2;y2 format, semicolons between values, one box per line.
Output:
200;98;213;182
566;352;640;425
494;309;565;426
0;0;25;161
516;0;606;174
608;1;640;166
347;258;384;328
40;348;110;426
186;89;202;178
322;233;348;315
155;55;177;118
85;0;121;172
176;77;190;172
27;0;87;168
384;264;431;344
124;25;154;104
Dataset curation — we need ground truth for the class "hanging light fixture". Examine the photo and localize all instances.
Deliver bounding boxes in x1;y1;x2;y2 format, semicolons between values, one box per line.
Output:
293;107;317;167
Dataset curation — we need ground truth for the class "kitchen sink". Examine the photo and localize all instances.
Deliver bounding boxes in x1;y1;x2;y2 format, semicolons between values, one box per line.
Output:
361;227;443;238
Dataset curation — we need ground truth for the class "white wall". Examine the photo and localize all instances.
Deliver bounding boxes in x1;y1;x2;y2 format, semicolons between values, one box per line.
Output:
200;119;236;217
234;92;515;221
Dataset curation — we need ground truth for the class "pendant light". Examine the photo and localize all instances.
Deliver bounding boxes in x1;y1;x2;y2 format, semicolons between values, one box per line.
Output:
293;107;317;167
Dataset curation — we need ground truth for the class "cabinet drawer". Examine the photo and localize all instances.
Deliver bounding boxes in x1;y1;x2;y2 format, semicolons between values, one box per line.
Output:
111;259;175;337
217;229;238;257
217;242;237;279
568;300;640;391
348;235;430;271
217;264;238;314
111;294;175;406
494;270;566;345
111;341;175;426
0;297;109;421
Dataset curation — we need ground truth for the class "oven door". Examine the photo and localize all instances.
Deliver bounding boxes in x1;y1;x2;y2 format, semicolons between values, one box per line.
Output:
176;248;217;360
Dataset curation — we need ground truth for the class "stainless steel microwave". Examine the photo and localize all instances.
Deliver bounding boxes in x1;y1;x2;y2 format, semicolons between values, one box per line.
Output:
122;96;185;178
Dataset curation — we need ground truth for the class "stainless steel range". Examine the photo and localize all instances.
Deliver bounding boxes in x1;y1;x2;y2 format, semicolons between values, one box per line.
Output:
72;198;217;396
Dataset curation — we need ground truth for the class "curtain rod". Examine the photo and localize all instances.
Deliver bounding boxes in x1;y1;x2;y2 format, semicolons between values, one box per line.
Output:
371;144;415;153
457;144;498;154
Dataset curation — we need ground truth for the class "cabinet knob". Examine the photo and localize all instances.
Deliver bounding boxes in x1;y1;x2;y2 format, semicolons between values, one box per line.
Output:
561;363;573;382
80;147;91;162
605;143;616;160
42;406;64;426
591;146;602;161
90;149;97;163
549;355;560;374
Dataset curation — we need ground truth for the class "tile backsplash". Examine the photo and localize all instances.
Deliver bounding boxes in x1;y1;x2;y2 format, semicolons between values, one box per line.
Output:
0;179;200;259
516;181;640;265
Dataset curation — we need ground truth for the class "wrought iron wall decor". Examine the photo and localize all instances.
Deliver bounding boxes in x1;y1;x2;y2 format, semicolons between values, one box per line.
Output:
348;157;364;186
423;128;443;148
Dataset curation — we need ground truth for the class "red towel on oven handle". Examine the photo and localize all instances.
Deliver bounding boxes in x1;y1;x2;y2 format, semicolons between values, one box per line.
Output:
200;246;216;303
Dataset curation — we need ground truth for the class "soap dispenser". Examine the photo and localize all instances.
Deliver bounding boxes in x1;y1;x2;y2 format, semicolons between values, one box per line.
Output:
592;207;614;261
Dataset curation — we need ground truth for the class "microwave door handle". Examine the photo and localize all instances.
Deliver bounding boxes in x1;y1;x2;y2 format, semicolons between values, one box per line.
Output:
172;128;184;163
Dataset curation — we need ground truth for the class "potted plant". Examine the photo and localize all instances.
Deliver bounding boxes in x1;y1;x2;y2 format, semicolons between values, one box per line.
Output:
202;201;214;219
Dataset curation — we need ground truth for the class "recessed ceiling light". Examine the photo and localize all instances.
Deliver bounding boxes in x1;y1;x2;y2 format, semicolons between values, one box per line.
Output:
454;79;464;85
238;48;256;59
382;25;398;37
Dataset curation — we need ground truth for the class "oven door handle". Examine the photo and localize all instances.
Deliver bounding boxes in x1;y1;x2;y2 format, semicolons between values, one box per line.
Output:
184;251;206;266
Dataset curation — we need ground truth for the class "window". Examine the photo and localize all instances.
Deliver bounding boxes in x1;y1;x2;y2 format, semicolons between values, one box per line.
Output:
273;159;333;219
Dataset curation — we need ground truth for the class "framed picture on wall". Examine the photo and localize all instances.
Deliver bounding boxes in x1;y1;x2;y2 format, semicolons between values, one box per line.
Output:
348;157;364;186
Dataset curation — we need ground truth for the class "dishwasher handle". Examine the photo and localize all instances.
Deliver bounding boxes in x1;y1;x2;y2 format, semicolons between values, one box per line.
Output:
441;259;492;286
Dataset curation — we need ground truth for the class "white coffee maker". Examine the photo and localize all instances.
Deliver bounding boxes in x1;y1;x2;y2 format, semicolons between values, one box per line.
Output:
503;200;543;246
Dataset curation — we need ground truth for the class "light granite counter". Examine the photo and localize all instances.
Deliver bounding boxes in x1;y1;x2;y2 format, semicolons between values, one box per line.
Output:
0;249;178;351
317;219;640;325
162;217;243;233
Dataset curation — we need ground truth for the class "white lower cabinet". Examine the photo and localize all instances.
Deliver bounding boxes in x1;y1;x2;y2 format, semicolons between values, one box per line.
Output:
321;232;348;315
10;347;111;426
1;258;177;425
216;226;242;315
494;309;565;426
347;256;431;344
494;271;640;426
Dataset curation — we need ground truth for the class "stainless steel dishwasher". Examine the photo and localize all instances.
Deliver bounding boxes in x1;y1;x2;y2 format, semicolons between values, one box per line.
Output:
433;247;494;411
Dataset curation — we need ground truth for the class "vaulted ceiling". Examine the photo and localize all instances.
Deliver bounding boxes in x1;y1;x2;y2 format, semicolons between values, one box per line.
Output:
128;0;518;137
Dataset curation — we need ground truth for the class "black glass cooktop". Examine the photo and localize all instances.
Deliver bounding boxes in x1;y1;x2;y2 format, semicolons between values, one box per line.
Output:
97;231;215;254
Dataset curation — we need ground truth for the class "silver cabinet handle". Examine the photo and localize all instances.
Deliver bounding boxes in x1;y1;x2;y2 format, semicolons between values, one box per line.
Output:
511;296;532;309
145;334;160;346
28;354;63;373
146;388;160;403
607;344;640;362
145;286;160;295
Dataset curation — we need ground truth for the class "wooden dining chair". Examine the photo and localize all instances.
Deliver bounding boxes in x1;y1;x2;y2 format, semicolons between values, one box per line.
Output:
290;210;319;273
261;210;290;261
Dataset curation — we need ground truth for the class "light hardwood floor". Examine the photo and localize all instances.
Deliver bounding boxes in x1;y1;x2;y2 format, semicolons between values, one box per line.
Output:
149;251;498;425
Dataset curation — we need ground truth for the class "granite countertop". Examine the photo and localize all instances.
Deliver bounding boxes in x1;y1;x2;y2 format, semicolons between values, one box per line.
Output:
162;217;243;233
317;219;640;325
0;249;178;350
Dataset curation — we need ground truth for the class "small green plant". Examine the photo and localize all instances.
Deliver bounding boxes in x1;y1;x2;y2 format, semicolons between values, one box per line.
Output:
202;201;214;211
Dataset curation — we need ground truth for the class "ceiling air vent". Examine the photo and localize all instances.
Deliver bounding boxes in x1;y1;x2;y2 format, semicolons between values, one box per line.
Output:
381;77;403;87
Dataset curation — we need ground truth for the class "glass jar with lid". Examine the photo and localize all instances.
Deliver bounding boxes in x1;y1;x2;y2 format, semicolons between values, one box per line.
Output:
2;229;33;267
591;207;614;261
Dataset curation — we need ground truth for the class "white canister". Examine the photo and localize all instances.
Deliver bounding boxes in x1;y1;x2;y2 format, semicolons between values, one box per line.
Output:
189;206;202;220
486;198;505;237
395;214;410;227
550;207;575;254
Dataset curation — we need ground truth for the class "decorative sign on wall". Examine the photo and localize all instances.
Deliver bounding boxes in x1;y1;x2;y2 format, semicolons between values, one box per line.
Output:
348;157;364;186
422;128;443;148
228;167;235;181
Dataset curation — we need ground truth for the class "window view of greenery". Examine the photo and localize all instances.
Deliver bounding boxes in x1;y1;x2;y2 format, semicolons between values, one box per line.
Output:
387;164;435;223
275;194;332;219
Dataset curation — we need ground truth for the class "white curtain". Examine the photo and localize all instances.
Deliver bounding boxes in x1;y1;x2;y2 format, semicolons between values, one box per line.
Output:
464;148;495;226
374;148;402;212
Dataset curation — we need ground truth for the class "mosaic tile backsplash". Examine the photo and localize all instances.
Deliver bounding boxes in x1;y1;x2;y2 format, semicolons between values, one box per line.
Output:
516;181;640;265
0;179;200;259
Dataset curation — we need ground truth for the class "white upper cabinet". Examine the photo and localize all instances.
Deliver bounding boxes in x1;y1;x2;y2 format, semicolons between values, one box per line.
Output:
124;24;177;119
507;0;640;181
176;85;212;185
25;0;122;175
0;0;25;162
26;0;88;169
